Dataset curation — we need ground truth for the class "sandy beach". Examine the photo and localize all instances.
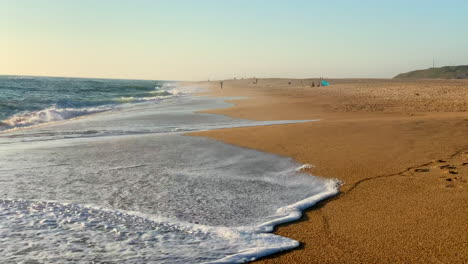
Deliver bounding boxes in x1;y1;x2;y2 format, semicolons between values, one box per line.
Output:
5;1;468;262
190;78;468;263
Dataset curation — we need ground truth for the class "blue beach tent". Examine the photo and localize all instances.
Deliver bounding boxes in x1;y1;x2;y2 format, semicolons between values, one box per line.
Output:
321;80;330;86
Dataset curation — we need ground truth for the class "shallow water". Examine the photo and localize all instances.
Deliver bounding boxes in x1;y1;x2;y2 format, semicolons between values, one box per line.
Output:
0;80;339;263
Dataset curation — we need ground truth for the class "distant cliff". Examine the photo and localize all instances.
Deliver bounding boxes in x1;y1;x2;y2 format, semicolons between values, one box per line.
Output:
394;65;468;79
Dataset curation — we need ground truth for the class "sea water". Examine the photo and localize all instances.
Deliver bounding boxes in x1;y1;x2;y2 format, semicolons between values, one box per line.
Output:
0;76;173;129
0;76;340;263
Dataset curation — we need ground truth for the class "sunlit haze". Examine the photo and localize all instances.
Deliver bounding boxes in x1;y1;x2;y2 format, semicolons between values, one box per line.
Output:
3;0;468;80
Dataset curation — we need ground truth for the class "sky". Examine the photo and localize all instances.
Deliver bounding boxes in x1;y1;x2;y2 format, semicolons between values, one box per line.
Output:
2;0;468;80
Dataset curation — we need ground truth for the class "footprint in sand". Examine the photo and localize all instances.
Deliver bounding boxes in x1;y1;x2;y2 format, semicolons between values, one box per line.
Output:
440;165;457;170
415;168;429;172
432;152;468;188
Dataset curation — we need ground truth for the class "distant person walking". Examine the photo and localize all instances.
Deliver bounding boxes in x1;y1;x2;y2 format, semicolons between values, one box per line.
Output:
220;81;223;89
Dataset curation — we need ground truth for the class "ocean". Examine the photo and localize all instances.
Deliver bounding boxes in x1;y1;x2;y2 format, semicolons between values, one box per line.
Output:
0;76;340;263
0;76;173;130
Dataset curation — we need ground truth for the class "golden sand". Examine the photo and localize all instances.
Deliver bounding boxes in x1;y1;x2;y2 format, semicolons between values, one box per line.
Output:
188;78;468;263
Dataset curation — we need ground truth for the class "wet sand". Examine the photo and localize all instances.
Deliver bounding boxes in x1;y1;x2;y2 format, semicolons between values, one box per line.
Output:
189;78;468;263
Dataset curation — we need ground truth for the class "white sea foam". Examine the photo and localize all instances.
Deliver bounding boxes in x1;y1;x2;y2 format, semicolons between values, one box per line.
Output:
0;199;305;263
0;176;340;263
166;84;205;95
295;163;315;172
1;105;112;128
0;84;340;263
117;95;172;102
0;132;340;263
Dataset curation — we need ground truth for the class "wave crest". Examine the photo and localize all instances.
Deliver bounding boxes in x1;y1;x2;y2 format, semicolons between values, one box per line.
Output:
1;106;112;129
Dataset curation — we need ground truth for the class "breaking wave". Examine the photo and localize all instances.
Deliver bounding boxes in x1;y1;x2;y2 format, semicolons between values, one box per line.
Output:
0;77;179;131
1;106;113;129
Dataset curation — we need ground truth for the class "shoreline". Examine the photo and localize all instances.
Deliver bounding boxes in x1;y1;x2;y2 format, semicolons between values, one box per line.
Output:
1;81;343;263
189;78;468;263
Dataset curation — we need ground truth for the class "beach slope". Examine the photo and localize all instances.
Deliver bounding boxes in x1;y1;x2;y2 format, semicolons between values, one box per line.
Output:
190;78;468;263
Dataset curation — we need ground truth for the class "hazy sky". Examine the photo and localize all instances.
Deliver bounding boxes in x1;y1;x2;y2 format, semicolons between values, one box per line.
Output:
2;0;468;80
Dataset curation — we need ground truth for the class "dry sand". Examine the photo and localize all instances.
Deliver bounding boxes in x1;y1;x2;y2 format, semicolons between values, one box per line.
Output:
188;78;468;263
